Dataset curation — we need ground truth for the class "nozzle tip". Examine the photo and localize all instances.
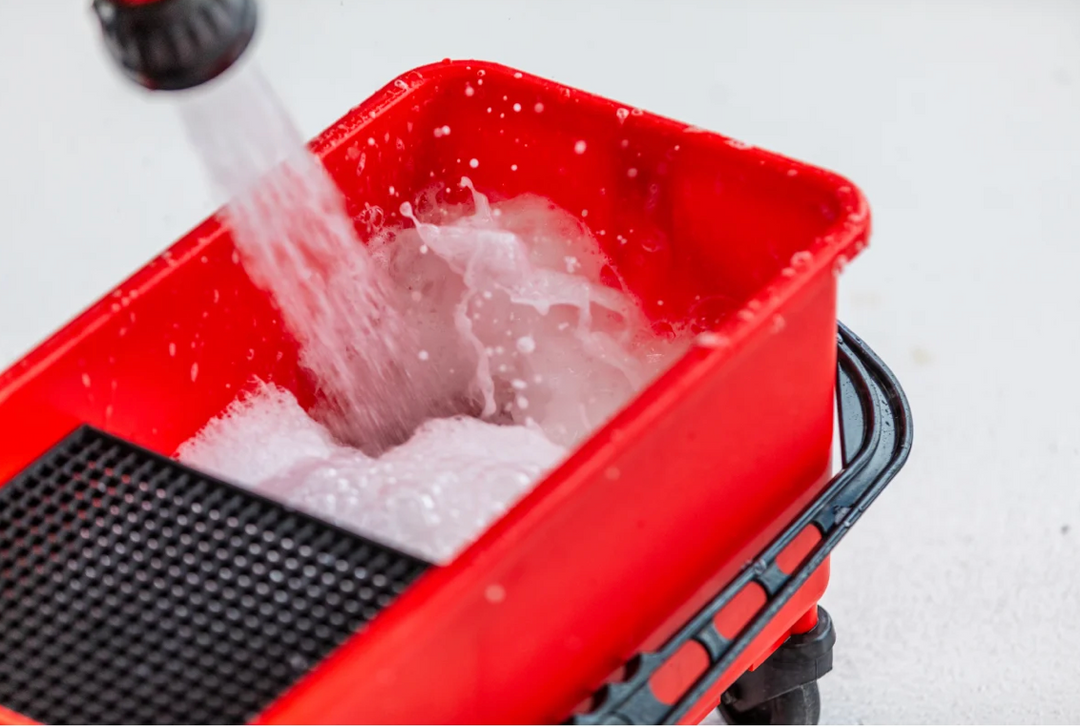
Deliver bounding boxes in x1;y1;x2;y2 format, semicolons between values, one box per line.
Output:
93;0;257;91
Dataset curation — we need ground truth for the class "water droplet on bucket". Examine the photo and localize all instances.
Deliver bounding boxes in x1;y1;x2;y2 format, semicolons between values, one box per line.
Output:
695;332;729;349
791;251;813;267
485;584;505;603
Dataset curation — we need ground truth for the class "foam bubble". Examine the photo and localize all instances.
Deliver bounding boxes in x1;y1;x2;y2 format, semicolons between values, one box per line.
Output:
180;383;565;562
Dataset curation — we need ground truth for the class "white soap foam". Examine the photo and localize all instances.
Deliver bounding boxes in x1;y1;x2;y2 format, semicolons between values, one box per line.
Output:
180;182;689;562
383;179;686;447
180;381;565;562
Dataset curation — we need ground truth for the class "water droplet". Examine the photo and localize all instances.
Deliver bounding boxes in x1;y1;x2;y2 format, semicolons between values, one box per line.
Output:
627;168;638;178
82;373;92;388
616;108;629;123
574;140;587;154
190;363;199;382
465;85;475;97
485;584;506;603
516;395;530;410
511;379;528;391
469;158;479;169
695;332;729;349
513;103;522;112
418;350;430;361
534;102;544;113
168;343;176;357
516;336;536;354
510;164;518;171
790;251;813;267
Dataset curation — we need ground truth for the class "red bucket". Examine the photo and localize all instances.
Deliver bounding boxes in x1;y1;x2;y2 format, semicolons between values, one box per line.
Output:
0;60;872;724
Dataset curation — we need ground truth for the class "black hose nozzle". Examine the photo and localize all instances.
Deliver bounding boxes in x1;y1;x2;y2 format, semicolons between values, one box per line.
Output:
93;0;258;91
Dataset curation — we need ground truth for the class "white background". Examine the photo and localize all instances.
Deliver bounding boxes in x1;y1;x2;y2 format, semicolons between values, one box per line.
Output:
2;1;1079;722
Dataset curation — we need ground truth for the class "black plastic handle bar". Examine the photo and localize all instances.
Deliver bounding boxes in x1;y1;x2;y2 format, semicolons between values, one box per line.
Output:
571;322;914;725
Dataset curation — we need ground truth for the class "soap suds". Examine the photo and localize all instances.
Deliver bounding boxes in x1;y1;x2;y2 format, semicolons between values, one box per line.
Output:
180;381;565;562
180;180;688;562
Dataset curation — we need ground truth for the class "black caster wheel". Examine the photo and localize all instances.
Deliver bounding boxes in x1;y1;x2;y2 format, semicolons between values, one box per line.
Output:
718;681;820;725
714;608;835;725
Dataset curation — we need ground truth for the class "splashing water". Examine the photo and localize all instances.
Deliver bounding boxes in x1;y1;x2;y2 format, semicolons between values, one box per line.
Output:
181;182;686;559
179;63;445;453
177;65;689;559
386;178;682;446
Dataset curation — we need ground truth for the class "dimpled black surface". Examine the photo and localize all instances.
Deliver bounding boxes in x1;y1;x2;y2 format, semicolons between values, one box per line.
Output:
0;426;428;725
